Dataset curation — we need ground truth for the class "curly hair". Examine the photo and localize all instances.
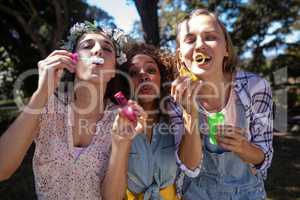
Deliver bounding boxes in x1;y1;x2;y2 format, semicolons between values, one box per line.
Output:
120;43;177;117
121;43;176;98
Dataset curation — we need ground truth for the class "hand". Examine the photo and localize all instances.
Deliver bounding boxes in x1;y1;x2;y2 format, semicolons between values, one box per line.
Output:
216;125;248;154
171;76;202;115
112;101;146;144
36;50;76;97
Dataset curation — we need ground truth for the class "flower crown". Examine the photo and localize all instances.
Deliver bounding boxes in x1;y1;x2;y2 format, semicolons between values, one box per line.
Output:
61;21;127;65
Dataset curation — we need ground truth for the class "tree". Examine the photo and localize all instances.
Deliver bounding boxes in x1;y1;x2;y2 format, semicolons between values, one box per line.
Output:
130;0;160;46
133;0;300;73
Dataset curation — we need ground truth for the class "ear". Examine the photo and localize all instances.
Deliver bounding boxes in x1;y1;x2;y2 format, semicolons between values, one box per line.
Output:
111;72;116;78
224;45;229;57
176;49;184;71
177;49;183;61
225;51;229;57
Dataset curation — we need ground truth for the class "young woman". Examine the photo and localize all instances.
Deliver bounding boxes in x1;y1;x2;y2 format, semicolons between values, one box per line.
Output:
172;9;273;199
115;43;202;200
0;21;137;199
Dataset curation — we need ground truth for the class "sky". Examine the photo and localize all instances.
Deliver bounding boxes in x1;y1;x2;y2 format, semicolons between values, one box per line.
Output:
87;0;299;58
87;0;139;33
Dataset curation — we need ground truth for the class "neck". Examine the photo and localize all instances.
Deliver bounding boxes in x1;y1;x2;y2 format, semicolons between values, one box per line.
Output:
139;99;159;142
73;80;107;118
139;99;158;113
198;72;232;111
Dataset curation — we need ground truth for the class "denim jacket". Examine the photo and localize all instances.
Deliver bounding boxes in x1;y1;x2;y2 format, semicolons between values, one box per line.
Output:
127;117;178;200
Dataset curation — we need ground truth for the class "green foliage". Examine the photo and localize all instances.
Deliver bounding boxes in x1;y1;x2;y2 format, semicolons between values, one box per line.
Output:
0;47;18;99
0;0;115;98
132;0;300;112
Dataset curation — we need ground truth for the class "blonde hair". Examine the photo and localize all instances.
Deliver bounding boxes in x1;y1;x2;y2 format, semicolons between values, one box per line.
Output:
176;8;237;73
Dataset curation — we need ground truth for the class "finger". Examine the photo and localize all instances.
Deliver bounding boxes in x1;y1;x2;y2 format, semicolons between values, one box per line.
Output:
216;135;235;145
127;100;145;117
45;62;75;74
171;76;187;97
190;81;202;101
217;142;234;151
45;59;76;73
216;125;234;137
45;55;76;68
118;118;133;136
47;50;73;59
216;125;244;139
174;80;188;103
231;126;246;136
56;69;64;81
135;120;145;134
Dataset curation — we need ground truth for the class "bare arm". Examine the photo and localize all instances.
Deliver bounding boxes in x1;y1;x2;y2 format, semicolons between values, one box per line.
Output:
0;92;47;181
172;77;203;171
0;50;75;181
178;109;202;170
102;135;132;200
102;102;145;199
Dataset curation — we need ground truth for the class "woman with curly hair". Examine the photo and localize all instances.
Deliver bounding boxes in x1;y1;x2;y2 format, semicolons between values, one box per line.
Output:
0;21;144;200
116;43;202;200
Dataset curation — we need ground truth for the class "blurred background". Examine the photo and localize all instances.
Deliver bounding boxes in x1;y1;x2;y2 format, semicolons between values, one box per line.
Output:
0;0;299;199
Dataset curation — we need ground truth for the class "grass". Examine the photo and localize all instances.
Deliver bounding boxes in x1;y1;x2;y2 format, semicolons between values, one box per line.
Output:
266;129;300;200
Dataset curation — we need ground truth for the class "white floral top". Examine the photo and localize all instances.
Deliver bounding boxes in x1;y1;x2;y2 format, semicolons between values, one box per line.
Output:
33;95;117;200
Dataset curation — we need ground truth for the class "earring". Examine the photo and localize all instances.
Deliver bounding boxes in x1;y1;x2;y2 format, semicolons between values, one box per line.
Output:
222;56;228;72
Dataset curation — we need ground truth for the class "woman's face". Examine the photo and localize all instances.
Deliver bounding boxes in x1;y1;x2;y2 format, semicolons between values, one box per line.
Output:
75;33;116;84
178;14;228;81
128;54;161;103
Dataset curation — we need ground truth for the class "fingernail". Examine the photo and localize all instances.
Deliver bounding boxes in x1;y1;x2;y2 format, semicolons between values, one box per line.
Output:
71;53;78;63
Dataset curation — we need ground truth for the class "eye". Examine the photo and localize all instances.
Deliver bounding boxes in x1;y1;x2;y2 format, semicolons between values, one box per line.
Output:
129;69;139;77
79;41;92;49
183;34;196;44
204;34;217;41
147;66;157;74
103;46;113;52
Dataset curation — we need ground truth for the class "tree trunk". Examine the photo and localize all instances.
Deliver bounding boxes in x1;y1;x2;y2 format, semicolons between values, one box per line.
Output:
133;0;160;46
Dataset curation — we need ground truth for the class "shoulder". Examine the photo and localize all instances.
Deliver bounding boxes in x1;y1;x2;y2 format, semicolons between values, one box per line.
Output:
105;99;118;112
235;70;272;95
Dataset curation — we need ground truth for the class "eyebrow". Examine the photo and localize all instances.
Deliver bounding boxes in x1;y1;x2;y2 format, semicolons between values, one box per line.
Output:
131;60;157;67
103;40;114;48
79;38;114;49
202;30;219;34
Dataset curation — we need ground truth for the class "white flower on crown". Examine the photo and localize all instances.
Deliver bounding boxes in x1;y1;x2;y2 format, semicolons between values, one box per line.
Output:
117;52;127;65
62;21;127;65
70;23;87;35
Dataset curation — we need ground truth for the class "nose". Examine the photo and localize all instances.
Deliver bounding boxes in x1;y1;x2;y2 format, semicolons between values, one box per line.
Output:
195;36;206;51
138;70;150;83
92;42;103;56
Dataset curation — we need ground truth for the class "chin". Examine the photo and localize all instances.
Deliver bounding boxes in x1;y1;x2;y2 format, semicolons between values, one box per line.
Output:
191;66;206;76
138;94;159;103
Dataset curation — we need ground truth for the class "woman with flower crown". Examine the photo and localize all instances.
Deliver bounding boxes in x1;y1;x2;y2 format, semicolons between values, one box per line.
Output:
0;21;143;199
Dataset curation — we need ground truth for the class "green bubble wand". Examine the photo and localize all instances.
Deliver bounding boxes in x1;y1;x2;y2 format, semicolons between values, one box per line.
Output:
207;112;225;145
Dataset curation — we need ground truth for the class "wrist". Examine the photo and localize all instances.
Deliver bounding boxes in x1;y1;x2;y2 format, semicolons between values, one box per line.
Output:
183;109;199;134
112;135;132;152
23;91;49;114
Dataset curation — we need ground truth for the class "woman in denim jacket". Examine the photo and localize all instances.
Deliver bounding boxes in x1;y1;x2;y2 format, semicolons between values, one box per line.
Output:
112;43;202;200
172;9;273;200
